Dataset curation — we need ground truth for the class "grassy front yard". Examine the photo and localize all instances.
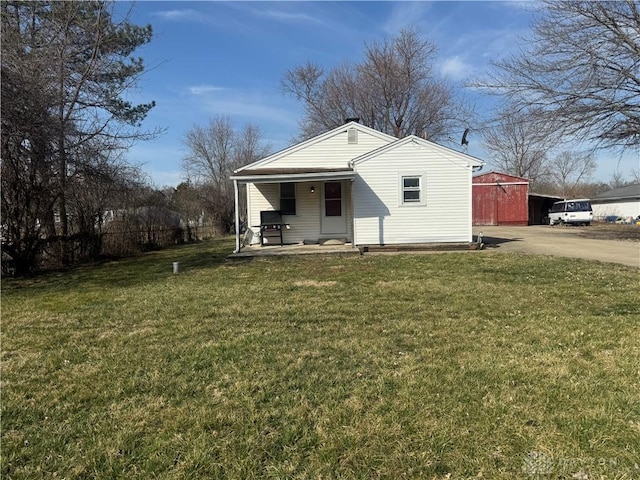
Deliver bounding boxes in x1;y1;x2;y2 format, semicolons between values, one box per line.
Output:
2;239;639;479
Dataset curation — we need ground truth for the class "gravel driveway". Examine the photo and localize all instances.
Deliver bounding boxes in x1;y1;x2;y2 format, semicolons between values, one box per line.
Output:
473;225;640;268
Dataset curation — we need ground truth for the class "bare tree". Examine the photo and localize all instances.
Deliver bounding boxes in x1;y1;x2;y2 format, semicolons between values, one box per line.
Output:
573;181;612;199
64;151;145;261
282;28;470;141
45;1;159;258
610;168;640;189
183;116;236;192
1;1;159;274
481;104;555;184
182;116;271;232
547;151;597;197
1;2;58;275
482;0;640;150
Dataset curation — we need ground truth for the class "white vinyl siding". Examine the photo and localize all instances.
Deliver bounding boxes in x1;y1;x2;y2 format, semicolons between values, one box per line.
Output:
247;183;278;236
247;181;352;245
263;129;392;169
353;141;474;245
241;130;481;248
591;200;640;219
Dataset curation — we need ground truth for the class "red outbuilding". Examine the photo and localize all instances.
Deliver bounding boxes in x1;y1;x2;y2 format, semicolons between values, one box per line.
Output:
473;171;529;226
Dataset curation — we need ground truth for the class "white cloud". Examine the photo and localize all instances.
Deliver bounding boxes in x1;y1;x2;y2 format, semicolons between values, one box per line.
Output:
260;9;324;25
383;3;433;35
134;89;303;186
189;85;226;96
223;2;329;29
181;86;302;144
200;92;299;128
439;25;531;83
499;1;543;13
153;9;204;23
440;56;473;81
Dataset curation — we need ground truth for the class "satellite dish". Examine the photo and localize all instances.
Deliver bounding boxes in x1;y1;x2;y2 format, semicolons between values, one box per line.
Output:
461;128;470;154
461;128;470;146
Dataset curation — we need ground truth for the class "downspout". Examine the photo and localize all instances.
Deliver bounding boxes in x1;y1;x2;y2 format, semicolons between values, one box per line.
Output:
233;179;240;253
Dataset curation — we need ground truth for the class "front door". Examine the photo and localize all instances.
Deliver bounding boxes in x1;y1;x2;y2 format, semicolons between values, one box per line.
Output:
321;181;347;235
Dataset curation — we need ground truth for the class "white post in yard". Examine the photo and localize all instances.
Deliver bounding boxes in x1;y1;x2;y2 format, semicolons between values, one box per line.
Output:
233;179;240;253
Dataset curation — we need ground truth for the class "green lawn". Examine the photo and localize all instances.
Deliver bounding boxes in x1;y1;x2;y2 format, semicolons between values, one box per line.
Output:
2;239;639;479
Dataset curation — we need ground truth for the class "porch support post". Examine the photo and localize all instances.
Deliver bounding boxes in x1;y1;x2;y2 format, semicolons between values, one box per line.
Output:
233;179;241;253
350;178;357;246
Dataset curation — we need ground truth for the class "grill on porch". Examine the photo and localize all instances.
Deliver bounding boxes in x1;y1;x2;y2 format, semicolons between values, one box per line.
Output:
259;210;284;246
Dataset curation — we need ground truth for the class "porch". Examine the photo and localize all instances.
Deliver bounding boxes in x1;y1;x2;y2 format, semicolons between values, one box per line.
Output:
230;168;356;253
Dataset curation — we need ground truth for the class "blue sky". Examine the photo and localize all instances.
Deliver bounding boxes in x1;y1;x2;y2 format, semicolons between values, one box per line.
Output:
121;1;637;187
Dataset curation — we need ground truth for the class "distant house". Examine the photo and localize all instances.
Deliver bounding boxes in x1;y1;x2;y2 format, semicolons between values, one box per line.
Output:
230;122;484;251
590;184;640;220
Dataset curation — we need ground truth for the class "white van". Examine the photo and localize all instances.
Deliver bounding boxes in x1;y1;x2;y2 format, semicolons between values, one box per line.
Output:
548;199;593;225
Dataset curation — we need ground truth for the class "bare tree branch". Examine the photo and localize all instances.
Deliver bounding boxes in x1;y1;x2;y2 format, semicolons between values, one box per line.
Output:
282;28;471;141
547;151;597;197
181;116;271;232
481;104;556;184
1;1;161;274
477;0;640;150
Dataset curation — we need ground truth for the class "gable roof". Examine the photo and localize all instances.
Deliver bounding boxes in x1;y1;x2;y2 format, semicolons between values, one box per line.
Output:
591;183;640;201
234;122;396;173
473;171;530;183
350;135;484;167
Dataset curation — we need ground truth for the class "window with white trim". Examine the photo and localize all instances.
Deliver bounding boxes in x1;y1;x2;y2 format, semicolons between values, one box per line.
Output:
402;176;421;204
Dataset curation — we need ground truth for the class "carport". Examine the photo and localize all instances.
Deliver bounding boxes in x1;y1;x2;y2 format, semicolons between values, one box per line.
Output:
528;193;563;225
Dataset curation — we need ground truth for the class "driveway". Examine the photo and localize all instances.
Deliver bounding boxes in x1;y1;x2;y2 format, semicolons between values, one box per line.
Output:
473;225;640;268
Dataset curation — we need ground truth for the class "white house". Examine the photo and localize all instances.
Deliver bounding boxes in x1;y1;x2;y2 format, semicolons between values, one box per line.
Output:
230;122;484;252
590;184;640;220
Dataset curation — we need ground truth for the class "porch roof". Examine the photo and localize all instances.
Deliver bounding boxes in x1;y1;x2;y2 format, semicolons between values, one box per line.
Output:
230;167;354;184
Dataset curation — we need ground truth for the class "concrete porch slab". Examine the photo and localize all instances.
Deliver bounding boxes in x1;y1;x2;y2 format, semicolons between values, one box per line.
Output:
228;243;361;259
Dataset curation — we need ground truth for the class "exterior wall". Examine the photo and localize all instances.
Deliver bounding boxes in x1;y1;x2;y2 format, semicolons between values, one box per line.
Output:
247;182;278;227
592;200;640;219
472;173;529;226
246;181;352;245
353;142;473;245
264;129;392;169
